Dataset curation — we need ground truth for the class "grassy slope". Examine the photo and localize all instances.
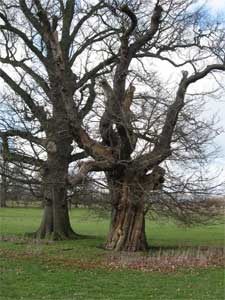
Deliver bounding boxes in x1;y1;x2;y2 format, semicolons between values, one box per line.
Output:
0;208;224;300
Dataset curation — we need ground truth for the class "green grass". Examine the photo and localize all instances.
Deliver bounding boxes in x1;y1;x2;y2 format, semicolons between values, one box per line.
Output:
1;208;224;247
0;208;224;300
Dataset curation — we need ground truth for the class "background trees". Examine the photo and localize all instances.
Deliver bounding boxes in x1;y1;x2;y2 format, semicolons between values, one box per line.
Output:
0;0;224;250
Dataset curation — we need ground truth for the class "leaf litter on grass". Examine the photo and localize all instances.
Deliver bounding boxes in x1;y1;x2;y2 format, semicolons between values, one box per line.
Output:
106;247;225;272
1;238;224;273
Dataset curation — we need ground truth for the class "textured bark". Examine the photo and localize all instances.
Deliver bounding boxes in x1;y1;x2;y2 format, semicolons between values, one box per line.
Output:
106;204;148;252
105;175;148;251
105;167;165;251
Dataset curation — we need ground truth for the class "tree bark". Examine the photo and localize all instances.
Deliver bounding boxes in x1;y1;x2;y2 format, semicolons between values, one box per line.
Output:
0;161;8;208
34;196;77;240
31;137;78;240
105;174;148;251
0;178;7;208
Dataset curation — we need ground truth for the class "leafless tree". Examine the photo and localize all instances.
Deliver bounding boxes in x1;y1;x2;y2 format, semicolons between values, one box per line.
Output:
1;0;224;250
0;0;114;239
67;0;225;251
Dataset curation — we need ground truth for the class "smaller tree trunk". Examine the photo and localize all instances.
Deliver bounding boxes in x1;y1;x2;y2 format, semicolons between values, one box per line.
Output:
30;142;79;240
0;164;8;208
105;177;148;251
0;182;7;207
34;197;77;240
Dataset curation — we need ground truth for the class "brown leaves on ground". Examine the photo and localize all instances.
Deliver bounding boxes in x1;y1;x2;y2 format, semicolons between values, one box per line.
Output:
0;236;55;245
106;247;225;272
0;237;224;273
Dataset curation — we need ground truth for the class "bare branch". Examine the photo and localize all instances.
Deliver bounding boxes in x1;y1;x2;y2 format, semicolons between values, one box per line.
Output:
0;68;48;127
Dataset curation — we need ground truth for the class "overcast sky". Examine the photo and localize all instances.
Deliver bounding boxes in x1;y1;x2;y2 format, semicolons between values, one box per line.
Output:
205;0;225;181
207;0;225;11
0;0;224;185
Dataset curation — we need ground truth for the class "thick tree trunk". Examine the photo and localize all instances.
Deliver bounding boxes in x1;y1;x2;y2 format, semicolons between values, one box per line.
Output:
34;194;77;240
105;175;148;251
31;136;79;240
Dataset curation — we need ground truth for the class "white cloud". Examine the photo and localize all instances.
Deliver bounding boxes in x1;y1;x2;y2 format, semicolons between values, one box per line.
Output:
207;0;225;11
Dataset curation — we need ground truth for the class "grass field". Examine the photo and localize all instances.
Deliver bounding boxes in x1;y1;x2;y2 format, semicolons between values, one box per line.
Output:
0;208;224;300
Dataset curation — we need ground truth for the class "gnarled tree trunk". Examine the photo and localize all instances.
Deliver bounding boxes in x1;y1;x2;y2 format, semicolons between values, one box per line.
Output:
105;174;148;251
105;166;165;251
